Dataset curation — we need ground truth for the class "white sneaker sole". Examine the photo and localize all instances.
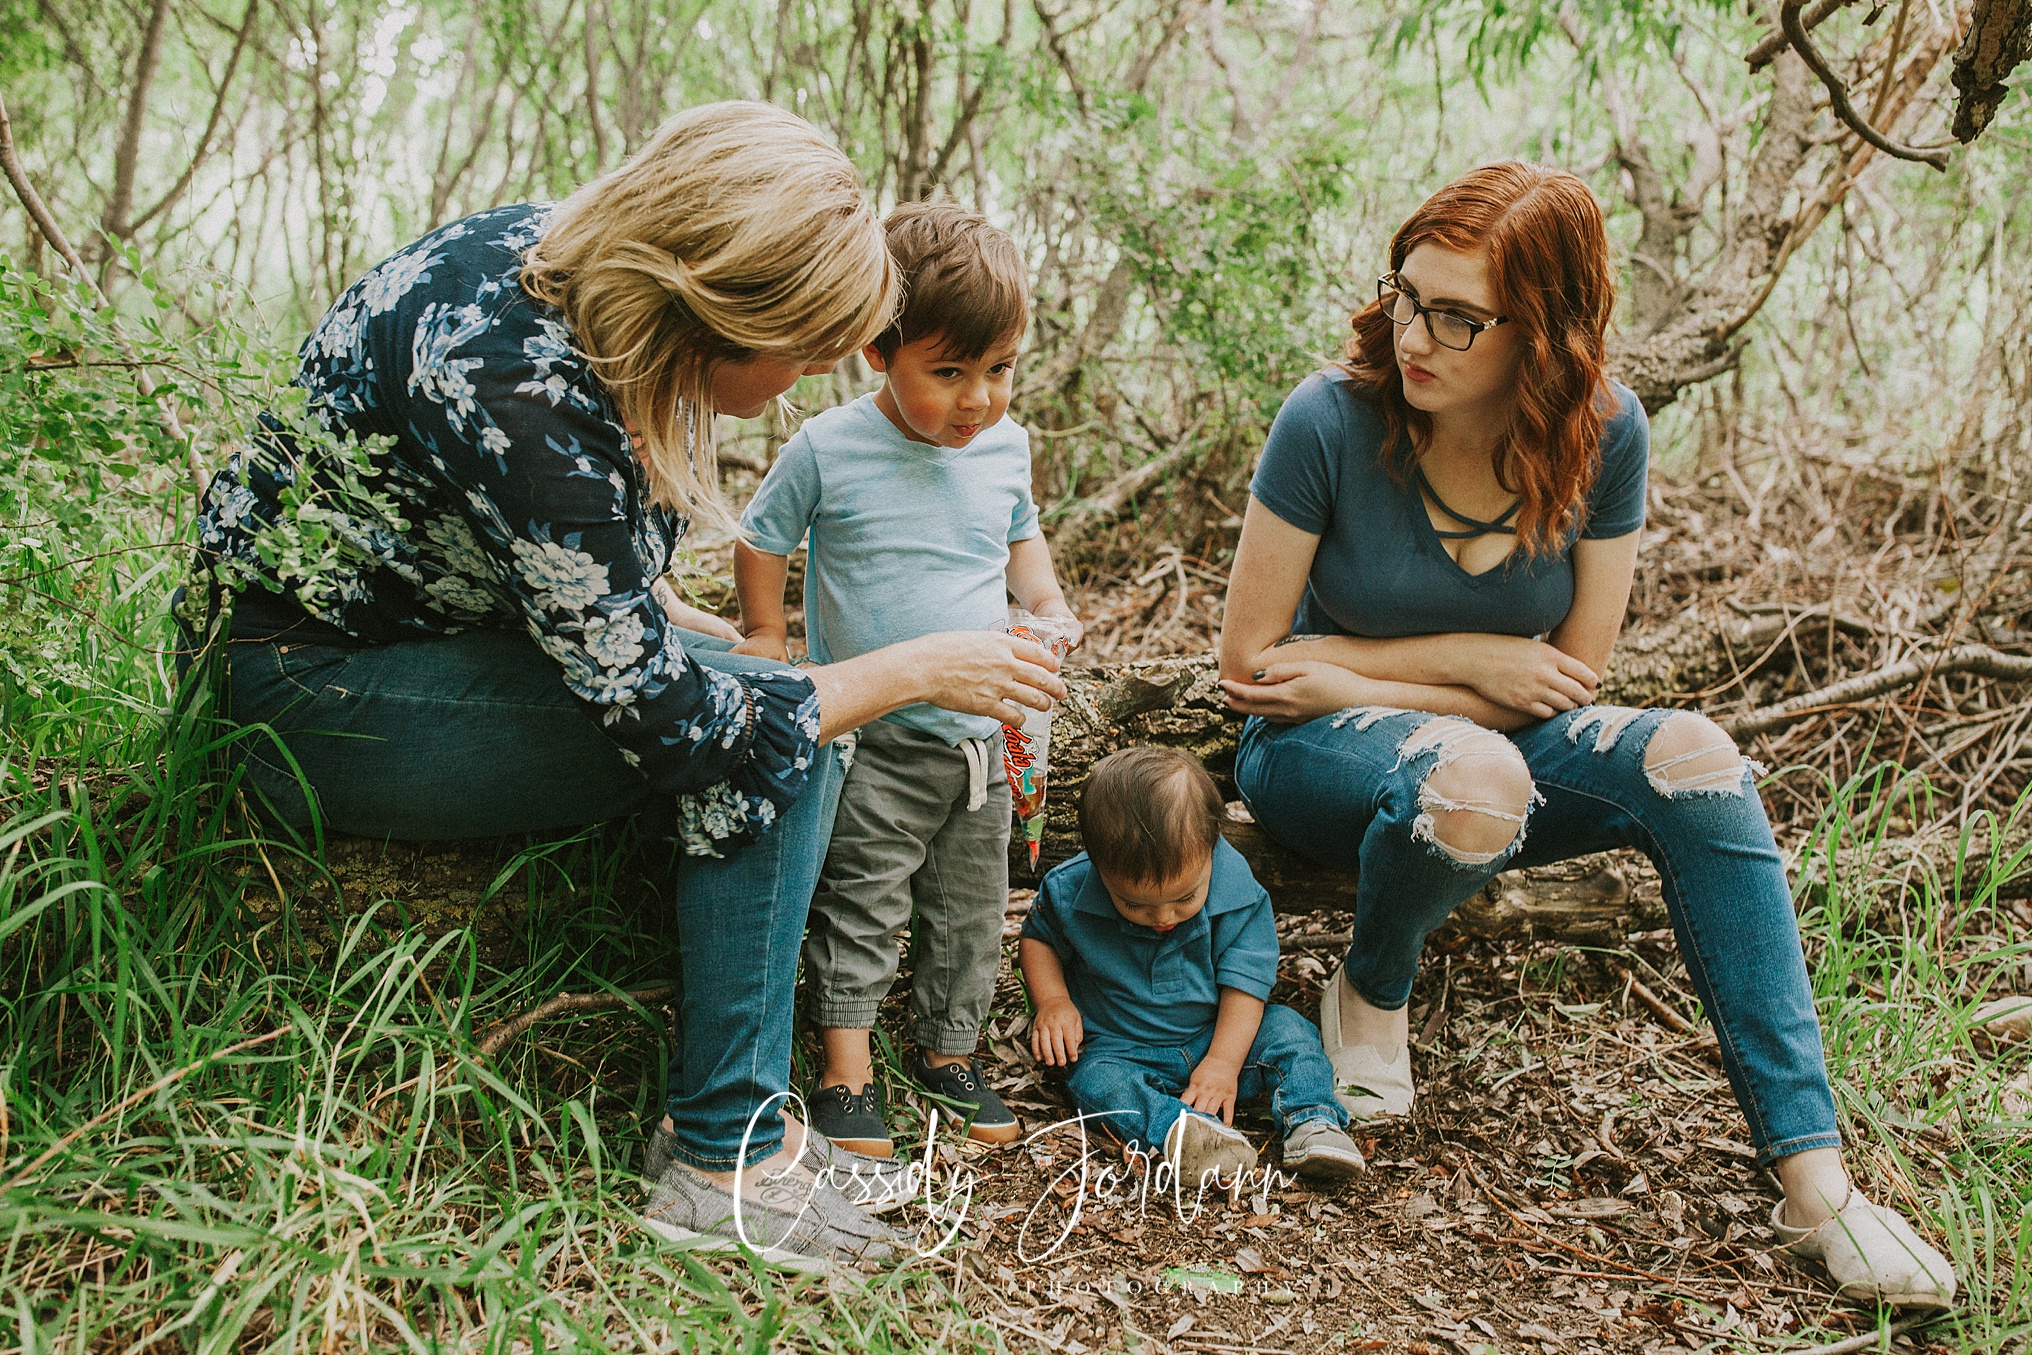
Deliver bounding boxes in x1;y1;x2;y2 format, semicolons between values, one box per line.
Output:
1286;1146;1366;1182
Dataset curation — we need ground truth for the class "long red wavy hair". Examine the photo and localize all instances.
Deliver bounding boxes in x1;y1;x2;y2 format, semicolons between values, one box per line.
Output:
1343;162;1616;558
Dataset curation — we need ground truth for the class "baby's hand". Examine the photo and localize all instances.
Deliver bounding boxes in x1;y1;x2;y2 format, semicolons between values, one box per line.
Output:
1030;998;1084;1067
1182;1058;1240;1125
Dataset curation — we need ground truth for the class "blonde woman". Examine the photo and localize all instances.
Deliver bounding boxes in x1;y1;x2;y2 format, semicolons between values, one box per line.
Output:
184;102;1063;1266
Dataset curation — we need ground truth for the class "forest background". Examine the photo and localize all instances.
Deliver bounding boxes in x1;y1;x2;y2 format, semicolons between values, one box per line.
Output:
3;0;2032;1351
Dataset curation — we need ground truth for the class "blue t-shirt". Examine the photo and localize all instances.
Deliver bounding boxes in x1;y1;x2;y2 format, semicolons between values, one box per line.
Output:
741;393;1040;745
1248;370;1649;640
1020;840;1280;1047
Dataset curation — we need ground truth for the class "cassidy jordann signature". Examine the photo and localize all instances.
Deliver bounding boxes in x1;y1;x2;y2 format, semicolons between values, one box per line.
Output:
729;1097;1294;1262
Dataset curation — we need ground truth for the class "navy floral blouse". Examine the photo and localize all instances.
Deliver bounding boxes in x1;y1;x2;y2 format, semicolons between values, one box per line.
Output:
191;203;820;856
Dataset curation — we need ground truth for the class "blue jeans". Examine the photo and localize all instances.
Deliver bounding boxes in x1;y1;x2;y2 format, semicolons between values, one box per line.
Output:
1235;704;1840;1166
217;623;843;1171
1066;1005;1348;1151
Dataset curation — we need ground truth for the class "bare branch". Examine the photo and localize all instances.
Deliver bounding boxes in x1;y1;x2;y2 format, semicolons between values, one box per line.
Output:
476;985;674;1057
1747;0;1858;70
1780;0;1953;168
104;0;175;263
1723;645;2032;741
1122;0;1207;96
130;0;261;234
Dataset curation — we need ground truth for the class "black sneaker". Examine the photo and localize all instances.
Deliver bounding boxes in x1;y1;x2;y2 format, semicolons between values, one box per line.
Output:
912;1053;1022;1144
809;1082;893;1158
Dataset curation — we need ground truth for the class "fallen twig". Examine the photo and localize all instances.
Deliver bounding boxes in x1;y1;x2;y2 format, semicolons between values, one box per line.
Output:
1464;1161;1681;1287
475;984;675;1057
1722;644;2032;740
1615;965;1698;1035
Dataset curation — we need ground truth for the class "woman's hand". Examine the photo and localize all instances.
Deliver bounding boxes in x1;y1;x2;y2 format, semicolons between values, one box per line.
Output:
1456;634;1598;719
908;630;1067;726
1219;660;1370;724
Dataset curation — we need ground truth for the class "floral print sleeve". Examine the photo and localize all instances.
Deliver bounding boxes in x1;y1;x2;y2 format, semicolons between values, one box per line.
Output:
191;204;819;856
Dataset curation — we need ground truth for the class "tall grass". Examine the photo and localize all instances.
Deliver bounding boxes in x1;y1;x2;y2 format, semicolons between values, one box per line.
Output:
0;420;2027;1349
0;534;1007;1350
1791;765;2032;1351
7;592;2031;1348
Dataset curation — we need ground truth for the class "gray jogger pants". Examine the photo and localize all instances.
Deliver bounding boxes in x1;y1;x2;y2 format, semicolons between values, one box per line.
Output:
803;718;1011;1054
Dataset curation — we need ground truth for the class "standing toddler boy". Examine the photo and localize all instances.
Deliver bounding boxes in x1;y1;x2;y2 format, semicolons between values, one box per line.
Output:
1021;747;1367;1188
736;201;1079;1155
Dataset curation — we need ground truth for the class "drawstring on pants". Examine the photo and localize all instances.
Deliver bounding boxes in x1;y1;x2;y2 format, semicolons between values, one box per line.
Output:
961;737;991;811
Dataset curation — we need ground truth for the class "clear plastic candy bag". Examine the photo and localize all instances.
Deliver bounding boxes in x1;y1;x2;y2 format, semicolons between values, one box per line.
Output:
997;609;1081;871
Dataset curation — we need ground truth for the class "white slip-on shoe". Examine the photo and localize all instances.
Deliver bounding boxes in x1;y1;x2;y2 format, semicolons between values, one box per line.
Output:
1163;1112;1257;1194
1319;964;1414;1120
643;1122;914;1214
1770;1191;1957;1310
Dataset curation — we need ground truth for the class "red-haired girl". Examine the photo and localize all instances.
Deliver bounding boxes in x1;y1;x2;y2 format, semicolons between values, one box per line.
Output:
1220;163;1954;1309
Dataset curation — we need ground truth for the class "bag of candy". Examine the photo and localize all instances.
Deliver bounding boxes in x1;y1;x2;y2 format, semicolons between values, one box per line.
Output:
998;609;1081;872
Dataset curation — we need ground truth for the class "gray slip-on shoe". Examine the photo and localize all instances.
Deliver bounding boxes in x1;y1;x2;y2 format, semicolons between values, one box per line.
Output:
1281;1120;1366;1182
643;1121;915;1214
639;1161;910;1269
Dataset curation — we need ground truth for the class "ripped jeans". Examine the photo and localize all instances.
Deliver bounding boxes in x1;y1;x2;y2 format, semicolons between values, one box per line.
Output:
1235;705;1840;1164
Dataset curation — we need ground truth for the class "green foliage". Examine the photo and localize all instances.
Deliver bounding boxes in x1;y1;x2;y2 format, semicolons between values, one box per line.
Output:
1096;125;1355;411
0;258;190;700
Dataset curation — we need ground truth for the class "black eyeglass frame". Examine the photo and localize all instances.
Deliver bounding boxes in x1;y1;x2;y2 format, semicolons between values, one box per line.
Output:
1375;274;1510;352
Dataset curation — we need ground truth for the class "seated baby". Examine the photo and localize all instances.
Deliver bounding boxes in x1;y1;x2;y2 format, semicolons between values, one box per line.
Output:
1019;746;1366;1189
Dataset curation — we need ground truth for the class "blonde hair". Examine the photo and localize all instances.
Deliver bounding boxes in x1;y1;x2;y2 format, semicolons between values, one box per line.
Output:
521;101;897;530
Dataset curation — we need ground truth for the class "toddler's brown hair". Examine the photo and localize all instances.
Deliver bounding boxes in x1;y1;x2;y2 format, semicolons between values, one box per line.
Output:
1078;746;1224;885
870;201;1029;362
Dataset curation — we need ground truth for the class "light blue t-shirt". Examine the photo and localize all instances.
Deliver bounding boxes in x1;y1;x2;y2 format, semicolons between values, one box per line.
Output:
741;393;1041;745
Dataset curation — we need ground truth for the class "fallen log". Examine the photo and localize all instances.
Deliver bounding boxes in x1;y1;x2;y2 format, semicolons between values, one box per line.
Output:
1010;653;1667;940
1012;639;2032;924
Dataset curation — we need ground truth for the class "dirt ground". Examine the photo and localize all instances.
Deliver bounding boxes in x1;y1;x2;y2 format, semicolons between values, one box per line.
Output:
893;899;1948;1355
281;836;1952;1354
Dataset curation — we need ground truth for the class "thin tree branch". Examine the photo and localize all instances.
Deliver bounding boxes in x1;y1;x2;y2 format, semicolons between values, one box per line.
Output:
130;0;261;233
1780;0;1953;168
475;984;675;1057
104;0;175;266
1747;0;1858;70
1722;645;2032;740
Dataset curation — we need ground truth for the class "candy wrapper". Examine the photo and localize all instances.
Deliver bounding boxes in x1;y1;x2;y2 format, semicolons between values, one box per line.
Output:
998;609;1081;872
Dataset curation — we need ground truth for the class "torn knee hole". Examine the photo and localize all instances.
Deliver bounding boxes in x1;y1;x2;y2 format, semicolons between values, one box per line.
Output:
1644;714;1753;795
1406;724;1535;863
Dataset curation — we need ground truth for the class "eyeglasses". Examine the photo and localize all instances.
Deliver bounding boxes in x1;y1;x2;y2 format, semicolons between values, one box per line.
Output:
1376;275;1509;352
